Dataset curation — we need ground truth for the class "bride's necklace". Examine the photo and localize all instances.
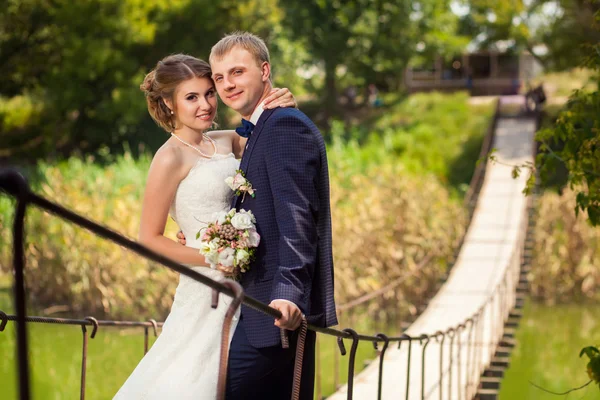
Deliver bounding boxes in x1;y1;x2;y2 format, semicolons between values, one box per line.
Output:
170;132;217;159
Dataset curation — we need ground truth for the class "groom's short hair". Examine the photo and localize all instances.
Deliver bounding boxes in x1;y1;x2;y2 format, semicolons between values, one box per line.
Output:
209;31;270;70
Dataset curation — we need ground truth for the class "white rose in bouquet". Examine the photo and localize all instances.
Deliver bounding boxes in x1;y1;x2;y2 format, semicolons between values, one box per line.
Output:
231;213;254;230
240;209;256;223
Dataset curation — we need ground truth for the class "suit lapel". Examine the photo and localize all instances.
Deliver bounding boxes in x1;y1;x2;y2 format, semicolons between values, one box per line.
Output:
231;108;276;209
239;108;275;171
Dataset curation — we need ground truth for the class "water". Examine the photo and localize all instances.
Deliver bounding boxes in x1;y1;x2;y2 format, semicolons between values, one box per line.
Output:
499;300;599;400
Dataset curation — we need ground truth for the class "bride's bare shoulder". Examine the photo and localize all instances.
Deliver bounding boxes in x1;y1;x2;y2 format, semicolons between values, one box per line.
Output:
151;142;186;170
206;130;236;140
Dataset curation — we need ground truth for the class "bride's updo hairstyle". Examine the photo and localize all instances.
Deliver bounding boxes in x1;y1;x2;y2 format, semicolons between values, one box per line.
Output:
140;54;213;132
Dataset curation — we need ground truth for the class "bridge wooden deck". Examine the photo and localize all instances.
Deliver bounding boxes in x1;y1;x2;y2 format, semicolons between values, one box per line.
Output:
328;110;537;400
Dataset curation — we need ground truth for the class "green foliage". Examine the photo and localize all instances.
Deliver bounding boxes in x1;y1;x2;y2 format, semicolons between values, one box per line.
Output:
281;0;467;116
329;91;493;193
534;0;600;71
528;11;600;225
458;0;599;71
458;0;529;49
535;89;600;223
0;95;44;132
2;0;599;160
580;346;600;389
0;0;294;159
495;11;600;225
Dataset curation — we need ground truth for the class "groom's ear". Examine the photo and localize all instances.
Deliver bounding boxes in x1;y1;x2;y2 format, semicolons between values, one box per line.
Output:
260;61;271;83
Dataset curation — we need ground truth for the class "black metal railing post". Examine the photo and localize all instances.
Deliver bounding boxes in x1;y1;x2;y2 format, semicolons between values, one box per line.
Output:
446;328;456;399
419;334;430;400
143;319;158;355
1;169;32;400
402;333;412;400
435;331;445;400
375;333;390;400
80;317;98;400
336;328;359;400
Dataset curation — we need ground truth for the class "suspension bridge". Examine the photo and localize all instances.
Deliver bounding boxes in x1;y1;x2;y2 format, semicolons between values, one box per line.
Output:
328;97;539;400
0;92;543;400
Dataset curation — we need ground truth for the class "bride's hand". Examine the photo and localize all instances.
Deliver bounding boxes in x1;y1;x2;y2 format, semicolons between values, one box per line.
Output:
263;88;297;109
215;263;235;277
176;230;186;246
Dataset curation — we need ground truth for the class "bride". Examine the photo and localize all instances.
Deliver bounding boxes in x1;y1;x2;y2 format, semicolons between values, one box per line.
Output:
113;54;295;399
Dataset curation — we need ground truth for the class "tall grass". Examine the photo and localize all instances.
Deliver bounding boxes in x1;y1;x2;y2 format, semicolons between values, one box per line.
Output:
530;189;600;304
0;152;180;319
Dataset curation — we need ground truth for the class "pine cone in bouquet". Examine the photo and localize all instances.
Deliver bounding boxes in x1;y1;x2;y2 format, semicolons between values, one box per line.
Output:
218;224;237;241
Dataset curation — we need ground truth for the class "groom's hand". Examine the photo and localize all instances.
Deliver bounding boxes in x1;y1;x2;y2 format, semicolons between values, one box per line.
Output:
269;300;302;330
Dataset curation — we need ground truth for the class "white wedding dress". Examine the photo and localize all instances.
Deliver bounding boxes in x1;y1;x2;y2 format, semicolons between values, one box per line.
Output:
114;153;241;400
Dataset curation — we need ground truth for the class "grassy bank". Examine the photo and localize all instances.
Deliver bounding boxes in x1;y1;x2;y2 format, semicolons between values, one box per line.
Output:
499;300;599;400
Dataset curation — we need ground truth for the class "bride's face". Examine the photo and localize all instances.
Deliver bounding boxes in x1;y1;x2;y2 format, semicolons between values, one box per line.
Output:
171;77;217;132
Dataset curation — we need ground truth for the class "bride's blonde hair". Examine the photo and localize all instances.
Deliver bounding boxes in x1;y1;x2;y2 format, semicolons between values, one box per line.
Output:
140;54;213;132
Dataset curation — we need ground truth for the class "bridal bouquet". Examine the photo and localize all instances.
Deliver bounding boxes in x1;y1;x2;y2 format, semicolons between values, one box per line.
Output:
197;209;260;275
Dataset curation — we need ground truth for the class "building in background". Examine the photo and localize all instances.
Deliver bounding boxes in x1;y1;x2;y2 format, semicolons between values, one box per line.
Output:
405;51;543;96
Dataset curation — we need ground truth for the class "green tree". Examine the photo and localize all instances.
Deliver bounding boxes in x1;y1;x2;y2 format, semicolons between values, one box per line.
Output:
458;0;600;70
529;0;600;70
280;0;359;117
534;54;600;223
281;0;466;117
0;0;288;160
457;0;529;48
0;0;176;158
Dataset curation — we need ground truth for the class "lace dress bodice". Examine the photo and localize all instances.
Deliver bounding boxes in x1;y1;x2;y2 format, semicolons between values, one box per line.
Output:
169;152;239;249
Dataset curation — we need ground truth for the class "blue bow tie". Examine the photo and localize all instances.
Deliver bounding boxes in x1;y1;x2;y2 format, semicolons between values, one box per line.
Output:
235;119;255;138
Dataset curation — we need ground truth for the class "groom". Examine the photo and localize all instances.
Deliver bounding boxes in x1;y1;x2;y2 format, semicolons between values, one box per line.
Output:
210;32;337;399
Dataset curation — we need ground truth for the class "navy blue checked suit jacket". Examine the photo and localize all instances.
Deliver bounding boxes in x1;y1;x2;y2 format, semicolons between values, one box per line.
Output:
232;107;338;348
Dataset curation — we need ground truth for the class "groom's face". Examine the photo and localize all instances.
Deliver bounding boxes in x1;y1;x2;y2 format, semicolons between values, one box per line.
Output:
211;46;270;118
